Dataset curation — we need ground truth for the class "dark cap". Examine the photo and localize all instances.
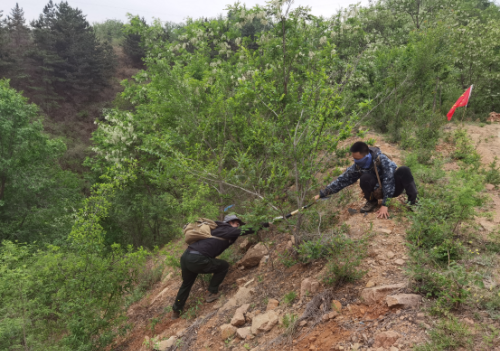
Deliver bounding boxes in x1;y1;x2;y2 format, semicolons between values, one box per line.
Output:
223;214;246;226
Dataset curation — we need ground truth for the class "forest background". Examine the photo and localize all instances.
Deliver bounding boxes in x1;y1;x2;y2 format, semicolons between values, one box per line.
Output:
0;0;499;350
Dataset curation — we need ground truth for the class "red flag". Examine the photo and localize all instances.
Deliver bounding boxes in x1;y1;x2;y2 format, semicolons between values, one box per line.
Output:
447;85;473;121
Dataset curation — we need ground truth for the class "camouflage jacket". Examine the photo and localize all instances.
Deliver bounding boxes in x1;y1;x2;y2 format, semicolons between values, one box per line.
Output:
319;147;398;205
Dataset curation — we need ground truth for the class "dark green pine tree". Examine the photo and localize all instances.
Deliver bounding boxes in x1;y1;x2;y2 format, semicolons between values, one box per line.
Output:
6;4;31;91
31;1;116;107
0;10;12;76
29;1;62;111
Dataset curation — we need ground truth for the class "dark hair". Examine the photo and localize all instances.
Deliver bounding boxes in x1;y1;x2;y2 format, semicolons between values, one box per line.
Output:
350;141;369;155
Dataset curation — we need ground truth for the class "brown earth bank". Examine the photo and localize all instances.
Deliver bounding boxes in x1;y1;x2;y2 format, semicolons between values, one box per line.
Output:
109;125;500;351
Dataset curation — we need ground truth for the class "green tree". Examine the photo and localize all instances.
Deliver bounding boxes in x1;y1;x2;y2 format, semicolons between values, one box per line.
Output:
121;16;147;67
6;3;31;91
90;1;362;243
0;79;82;244
30;1;116;105
93;19;124;45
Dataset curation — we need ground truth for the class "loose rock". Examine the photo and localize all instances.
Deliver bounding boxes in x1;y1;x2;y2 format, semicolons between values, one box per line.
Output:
220;287;255;311
386;251;395;259
220;324;237;340
366;281;376;288
374;331;400;348
332;300;342;312
236;327;252;339
156;336;177;350
266;299;279;311
394;259;405;266
238;243;269;268
386;294;421;308
361;283;406;304
300;278;320;299
231;303;250;327
251;310;279;335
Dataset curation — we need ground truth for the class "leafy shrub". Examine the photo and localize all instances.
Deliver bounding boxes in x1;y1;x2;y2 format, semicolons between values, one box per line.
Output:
283;291;297;305
278;250;298;268
484;157;500;187
414;317;472;351
282;313;298;336
295;235;331;263
452;129;481;165
323;235;368;287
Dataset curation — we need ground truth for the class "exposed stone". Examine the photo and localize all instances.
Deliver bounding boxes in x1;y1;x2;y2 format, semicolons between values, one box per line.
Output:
374;331;400;348
311;280;320;293
220;324;237;340
291;236;296;245
321;314;330;322
417;312;425;319
377;228;392;235
301;278;319;299
386;294;421;308
251;310;279;335
259;255;270;266
220;287;255;311
236;327;252;339
394;259;405;266
231;303;250;327
390;347;399;351
239;238;251;252
386;251;395;259
238;243;269;268
332;300;342;312
360;283;406;305
175;328;187;337
299;320;307;327
286;241;293;251
266;299;279;311
366;281;376;288
486;183;496;191
156;336;177;351
246;309;260;323
480;220;497;232
328;311;338;319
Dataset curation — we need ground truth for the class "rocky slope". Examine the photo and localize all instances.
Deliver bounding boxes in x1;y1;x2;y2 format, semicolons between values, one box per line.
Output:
110;125;500;351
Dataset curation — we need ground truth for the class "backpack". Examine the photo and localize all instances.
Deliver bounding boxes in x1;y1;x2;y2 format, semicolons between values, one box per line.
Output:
183;218;228;245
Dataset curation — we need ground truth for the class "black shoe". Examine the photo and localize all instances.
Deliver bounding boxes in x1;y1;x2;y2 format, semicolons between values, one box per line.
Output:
360;200;378;213
205;292;220;303
172;310;181;320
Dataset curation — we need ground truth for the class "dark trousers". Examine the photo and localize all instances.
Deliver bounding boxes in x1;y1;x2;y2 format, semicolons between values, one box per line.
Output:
172;251;229;312
359;166;418;204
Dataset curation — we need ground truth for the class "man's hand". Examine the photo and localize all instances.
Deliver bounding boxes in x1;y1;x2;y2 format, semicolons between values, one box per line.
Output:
376;205;390;219
312;194;320;202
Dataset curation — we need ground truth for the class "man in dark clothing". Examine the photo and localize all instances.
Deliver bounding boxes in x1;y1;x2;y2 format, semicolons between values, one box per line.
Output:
313;141;417;219
172;214;269;318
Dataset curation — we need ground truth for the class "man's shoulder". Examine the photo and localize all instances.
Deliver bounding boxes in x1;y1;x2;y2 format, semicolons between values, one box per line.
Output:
377;152;397;168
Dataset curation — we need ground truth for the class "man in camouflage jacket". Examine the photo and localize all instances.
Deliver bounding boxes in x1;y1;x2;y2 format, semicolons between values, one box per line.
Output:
314;141;417;219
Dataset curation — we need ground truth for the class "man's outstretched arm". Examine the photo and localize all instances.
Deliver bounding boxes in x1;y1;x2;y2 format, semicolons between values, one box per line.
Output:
315;165;360;199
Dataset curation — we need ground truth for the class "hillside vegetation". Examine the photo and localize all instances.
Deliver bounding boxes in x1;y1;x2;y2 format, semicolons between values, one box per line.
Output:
1;0;500;350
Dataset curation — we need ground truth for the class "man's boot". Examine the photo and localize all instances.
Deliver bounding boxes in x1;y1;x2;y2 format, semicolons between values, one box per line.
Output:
205;292;220;303
172;310;181;320
360;200;378;213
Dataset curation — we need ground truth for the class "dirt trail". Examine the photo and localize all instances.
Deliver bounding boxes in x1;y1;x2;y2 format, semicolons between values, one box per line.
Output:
111;126;500;351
